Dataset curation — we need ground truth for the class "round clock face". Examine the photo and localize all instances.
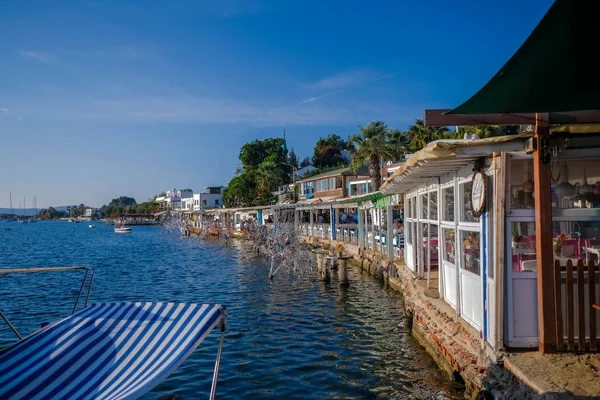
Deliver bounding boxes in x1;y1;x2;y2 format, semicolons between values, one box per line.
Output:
471;172;486;217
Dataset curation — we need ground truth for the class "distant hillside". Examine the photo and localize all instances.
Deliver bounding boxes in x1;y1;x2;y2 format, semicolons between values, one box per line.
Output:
0;206;70;216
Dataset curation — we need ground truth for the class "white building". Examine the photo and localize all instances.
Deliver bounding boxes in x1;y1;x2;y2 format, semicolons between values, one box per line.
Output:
83;207;99;218
193;187;224;211
156;188;192;211
181;197;194;211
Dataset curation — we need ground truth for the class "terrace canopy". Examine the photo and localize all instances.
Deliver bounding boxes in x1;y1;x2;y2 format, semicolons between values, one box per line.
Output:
449;0;600;115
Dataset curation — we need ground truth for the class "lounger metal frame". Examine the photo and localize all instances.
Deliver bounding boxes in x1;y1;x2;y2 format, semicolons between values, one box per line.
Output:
0;266;94;341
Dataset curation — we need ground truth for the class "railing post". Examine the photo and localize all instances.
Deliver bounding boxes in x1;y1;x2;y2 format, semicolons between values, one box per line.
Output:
330;205;336;240
387;204;393;261
358;207;364;250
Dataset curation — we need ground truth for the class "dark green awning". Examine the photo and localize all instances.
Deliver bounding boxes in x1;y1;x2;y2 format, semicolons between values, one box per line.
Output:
449;0;600;115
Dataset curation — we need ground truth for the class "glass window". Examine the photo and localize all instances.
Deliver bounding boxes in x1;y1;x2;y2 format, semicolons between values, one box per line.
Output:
443;228;456;264
510;157;535;209
461;181;479;223
429;191;438;220
552;158;600;210
443;187;454;222
411;197;416;219
510;221;536;271
215;199;219;206
406;221;412;245
407;197;412;219
421;193;428;219
428;224;440;266
460;230;481;275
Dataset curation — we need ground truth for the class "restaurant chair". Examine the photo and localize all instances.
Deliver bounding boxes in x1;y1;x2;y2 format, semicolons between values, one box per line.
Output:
521;260;537;272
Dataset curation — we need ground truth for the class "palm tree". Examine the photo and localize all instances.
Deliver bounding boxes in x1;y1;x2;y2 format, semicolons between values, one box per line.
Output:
407;119;451;151
347;121;396;191
389;128;412;159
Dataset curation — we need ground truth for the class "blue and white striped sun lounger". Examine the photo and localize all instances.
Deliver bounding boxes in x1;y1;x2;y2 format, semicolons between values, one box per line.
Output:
0;302;227;400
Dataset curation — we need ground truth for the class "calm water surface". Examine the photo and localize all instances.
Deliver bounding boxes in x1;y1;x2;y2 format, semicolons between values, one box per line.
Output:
0;221;462;399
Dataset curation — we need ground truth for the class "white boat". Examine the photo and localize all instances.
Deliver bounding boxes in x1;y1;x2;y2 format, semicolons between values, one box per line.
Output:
89;224;96;228
114;226;132;233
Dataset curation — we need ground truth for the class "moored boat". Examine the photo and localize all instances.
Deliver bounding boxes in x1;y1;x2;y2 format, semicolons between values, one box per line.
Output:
114;226;132;233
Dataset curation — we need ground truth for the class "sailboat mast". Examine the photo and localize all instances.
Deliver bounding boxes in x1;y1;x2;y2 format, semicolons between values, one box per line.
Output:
9;192;13;216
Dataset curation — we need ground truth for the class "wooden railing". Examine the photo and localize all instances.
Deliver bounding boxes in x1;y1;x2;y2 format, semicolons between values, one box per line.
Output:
554;259;599;352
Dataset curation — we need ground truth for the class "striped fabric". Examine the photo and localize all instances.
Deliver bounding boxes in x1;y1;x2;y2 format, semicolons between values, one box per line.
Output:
0;302;226;400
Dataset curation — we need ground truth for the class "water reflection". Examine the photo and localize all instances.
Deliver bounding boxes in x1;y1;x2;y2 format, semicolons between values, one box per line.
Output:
0;222;462;399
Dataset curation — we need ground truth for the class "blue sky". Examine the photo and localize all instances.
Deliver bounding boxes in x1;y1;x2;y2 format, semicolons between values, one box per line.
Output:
0;0;553;208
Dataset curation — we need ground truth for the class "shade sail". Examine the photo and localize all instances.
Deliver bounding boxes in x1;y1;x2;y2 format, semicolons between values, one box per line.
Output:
0;302;226;400
449;0;600;114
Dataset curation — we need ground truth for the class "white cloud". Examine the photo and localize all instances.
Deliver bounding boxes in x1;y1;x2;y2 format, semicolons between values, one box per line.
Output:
0;108;8;113
299;70;405;105
4;92;418;127
311;69;377;90
19;50;52;62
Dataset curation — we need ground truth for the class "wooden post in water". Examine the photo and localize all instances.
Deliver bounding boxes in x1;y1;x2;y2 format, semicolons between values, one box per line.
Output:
338;258;349;286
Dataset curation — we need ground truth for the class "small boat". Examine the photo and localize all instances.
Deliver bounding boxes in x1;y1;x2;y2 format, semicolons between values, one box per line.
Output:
89;224;96;228
114;226;132;233
73;220;80;224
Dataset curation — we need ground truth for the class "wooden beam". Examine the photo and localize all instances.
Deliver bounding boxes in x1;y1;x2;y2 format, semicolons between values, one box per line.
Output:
424;109;600;127
533;113;557;354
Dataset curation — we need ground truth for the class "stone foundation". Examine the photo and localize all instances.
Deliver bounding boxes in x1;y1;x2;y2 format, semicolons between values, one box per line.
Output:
306;238;489;399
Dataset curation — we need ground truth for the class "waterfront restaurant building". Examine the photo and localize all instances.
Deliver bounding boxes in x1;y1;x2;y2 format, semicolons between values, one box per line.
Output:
385;0;600;355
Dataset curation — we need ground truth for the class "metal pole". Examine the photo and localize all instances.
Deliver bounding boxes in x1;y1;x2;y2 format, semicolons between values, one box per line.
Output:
0;309;22;340
210;328;226;400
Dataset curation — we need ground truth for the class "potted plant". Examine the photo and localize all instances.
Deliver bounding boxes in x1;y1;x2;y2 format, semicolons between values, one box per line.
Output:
555;233;566;257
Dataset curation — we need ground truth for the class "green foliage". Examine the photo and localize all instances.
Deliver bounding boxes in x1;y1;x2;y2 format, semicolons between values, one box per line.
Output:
223;170;258;208
288;148;299;169
456;125;519;139
38;206;68;220
225;138;291;207
299;157;312;168
100;196;144;217
348;121;397;190
405;119;451;151
302;164;347;179
312;134;350;168
239;138;287;170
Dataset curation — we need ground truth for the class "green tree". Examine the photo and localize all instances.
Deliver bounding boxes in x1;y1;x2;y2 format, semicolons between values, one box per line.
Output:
239;138;287;170
389;128;412;159
288;148;299;169
225;138;291;207
300;157;312;168
406;119;451;151
223;171;258;208
348;121;397;191
312;134;349;168
456;125;519;139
